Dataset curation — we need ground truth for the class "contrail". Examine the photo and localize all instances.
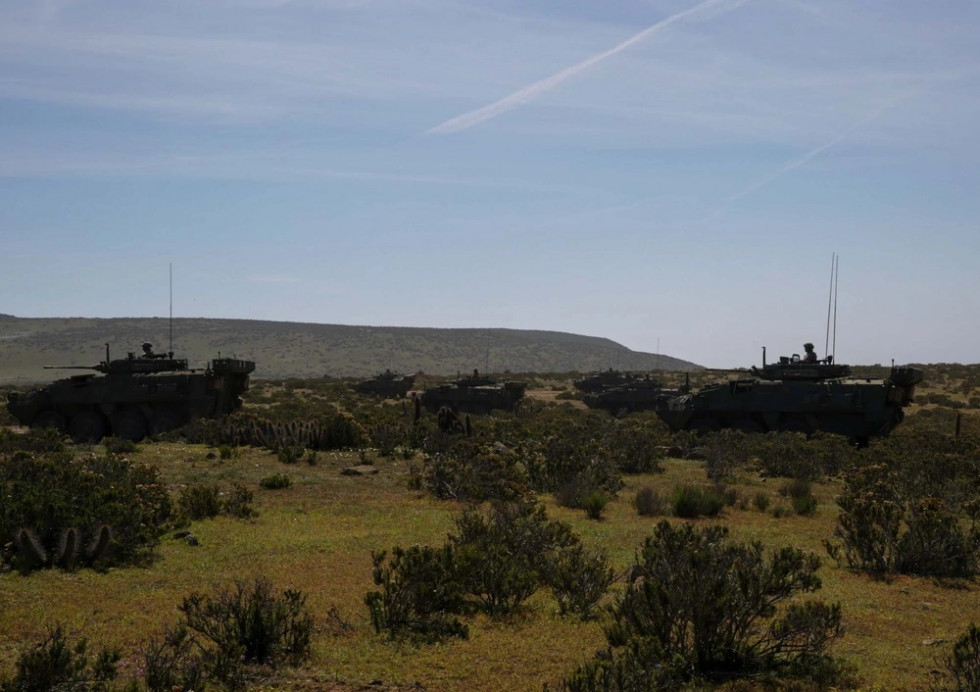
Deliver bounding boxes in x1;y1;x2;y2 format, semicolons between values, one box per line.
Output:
722;93;912;206
427;0;750;135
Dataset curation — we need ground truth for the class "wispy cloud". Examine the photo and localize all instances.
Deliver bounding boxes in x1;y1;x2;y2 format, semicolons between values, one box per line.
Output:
426;0;751;135
720;90;917;207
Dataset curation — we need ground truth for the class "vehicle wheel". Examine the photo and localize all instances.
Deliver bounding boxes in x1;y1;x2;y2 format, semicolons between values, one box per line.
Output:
32;410;67;433
692;416;720;434
112;408;147;442
732;417;764;433
149;408;186;436
778;415;814;435
69;410;106;443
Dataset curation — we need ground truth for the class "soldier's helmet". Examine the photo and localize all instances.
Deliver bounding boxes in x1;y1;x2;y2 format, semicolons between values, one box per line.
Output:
804;343;814;350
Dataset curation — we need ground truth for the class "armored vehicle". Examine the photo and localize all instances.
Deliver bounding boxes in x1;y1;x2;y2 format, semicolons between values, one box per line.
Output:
583;376;681;415
573;369;635;394
654;349;923;444
419;372;526;415
353;370;414;398
6;344;255;443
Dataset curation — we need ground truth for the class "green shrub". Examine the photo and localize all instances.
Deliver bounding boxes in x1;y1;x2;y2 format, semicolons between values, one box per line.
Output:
549;543;614;619
218;444;235;460
177;484;222;521
752;491;771;512
141;624;207;692
177;577;314;685
364;545;468;642
935;623;980;692
581;491;610;520
0;427;66;456
0;452;172;572
781;477;818;516
415;438;526;503
451;499;577;616
276;444;306;465
260;473;292;490
0;623;121;692
671;484;725;518
561;521;844;690
633;486;668;517
828;462;980;577
604;418;668;474
102;436;137;456
223;483;256;519
555;473;600;510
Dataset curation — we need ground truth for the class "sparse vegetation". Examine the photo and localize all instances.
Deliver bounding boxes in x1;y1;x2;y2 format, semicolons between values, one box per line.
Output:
2;363;980;691
560;521;844;691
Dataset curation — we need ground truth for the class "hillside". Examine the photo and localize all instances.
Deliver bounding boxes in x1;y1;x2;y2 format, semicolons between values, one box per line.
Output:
0;315;699;384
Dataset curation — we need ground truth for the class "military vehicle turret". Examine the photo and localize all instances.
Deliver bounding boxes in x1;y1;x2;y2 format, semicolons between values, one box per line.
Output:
583;376;682;415
6;344;255;443
653;348;923;444
353;370;414;398
418;370;526;415
573;369;635;394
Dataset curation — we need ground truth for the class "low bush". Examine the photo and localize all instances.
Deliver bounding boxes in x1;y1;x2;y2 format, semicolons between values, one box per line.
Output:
633;486;668;517
560;521;844;691
935;623;980;692
0;623;121;692
452;500;577;616
671;484;726;518
176;577;314;687
364;545;468;642
0;427;67;456
276;444;306;465
413;438;526;503
141;624;207;692
581;491;610;520
102;436;138;456
549;543;614;620
223;483;256;519
781;477;818;516
0;451;172;572
828;462;980;577
260;473;292;490
177;484;222;521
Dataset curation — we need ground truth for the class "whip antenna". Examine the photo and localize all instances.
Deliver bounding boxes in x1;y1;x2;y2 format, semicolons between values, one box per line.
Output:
169;263;174;356
824;253;835;359
832;255;839;361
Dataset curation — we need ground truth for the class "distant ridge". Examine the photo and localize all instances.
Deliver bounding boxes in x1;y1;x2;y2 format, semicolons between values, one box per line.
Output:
0;315;701;384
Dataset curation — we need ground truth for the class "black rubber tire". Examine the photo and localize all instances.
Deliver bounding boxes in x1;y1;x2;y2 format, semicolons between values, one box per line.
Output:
69;410;106;444
149;408;186;436
32;410;68;433
732;418;765;433
112;408;147;442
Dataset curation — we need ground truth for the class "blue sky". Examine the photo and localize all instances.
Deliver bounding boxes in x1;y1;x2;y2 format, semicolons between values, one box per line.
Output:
1;0;977;368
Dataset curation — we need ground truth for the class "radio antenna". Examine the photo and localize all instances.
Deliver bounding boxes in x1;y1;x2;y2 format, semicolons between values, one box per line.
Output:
169;263;174;356
832;255;838;361
824;253;840;361
824;253;835;359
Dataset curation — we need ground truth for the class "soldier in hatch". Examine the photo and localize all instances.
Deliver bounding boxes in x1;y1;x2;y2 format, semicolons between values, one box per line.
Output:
141;342;164;359
802;343;818;363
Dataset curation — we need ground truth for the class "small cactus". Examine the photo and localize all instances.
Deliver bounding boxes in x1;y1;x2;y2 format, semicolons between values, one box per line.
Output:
86;524;112;562
58;527;81;570
15;528;48;567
